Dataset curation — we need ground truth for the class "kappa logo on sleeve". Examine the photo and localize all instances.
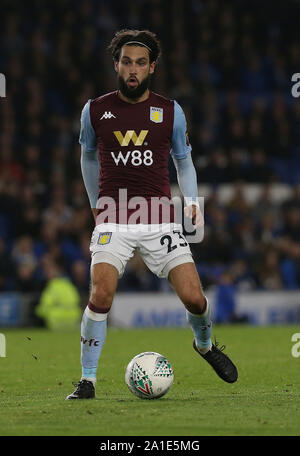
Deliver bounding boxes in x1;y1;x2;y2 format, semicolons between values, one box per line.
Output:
97;232;112;245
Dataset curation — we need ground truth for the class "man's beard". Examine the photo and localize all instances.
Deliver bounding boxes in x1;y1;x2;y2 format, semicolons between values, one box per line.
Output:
118;74;151;100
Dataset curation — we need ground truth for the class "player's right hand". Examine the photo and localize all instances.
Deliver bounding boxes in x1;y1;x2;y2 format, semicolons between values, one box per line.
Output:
184;204;204;229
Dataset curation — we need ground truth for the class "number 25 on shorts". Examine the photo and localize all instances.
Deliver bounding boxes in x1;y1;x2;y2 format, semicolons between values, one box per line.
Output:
160;230;188;254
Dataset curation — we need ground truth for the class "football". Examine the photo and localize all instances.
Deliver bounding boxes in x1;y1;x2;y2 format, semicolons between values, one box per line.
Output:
125;351;174;399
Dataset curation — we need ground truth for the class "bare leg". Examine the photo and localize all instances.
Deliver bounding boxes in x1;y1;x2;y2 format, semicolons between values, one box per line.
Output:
89;262;119;312
168;262;207;314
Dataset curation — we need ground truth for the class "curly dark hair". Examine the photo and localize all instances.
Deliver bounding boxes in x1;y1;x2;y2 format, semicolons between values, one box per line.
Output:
107;29;162;64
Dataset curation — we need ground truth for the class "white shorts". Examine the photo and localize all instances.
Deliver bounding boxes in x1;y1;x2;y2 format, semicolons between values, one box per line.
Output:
89;223;194;278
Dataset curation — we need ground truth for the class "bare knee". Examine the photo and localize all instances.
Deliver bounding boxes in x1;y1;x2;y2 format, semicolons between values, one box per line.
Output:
89;263;118;313
90;285;114;312
182;291;207;315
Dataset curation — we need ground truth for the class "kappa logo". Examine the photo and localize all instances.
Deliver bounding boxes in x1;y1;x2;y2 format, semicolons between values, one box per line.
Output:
113;130;148;146
100;111;116;120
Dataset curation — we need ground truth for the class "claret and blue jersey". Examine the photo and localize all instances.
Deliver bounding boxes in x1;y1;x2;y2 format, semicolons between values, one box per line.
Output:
79;90;198;223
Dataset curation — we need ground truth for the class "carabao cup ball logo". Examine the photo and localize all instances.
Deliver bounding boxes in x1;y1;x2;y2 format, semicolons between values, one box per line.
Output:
125;352;174;399
131;362;153;396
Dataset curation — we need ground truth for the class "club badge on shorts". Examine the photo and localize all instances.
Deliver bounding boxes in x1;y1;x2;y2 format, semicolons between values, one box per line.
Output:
97;232;112;245
150;106;163;123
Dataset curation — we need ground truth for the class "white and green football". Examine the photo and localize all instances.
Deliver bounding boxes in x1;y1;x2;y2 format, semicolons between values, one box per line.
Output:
125;351;174;399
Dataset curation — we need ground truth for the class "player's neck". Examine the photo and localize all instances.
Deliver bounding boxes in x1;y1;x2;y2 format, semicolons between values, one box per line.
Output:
117;89;150;104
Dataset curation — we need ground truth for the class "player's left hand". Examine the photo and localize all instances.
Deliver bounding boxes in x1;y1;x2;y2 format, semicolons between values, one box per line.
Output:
184;204;204;229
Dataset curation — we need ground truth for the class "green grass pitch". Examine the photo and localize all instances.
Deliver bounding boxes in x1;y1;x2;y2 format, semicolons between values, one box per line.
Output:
0;325;299;436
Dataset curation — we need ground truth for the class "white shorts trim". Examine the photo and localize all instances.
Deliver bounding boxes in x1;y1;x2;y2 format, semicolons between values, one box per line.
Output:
161;254;194;278
91;251;124;276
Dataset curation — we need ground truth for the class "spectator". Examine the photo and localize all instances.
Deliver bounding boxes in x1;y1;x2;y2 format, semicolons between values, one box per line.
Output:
70;259;90;294
35;260;81;330
254;246;284;290
214;271;237;323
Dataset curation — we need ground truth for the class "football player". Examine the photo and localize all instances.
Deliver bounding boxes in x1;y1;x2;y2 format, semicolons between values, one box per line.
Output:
67;29;237;399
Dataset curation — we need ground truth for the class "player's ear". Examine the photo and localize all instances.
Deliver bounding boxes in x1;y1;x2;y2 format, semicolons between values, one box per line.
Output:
114;59;119;73
149;61;156;74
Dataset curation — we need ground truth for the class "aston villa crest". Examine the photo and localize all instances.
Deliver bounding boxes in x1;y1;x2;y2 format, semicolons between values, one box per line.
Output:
97;232;112;245
150;106;163;123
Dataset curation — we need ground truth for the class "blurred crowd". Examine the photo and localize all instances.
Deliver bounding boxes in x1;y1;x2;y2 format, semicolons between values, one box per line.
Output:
0;0;300;295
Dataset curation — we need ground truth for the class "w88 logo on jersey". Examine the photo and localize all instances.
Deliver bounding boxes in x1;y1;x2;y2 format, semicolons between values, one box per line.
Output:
111;150;153;166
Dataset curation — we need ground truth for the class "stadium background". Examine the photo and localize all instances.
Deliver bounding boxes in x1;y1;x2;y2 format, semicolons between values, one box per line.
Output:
0;0;300;327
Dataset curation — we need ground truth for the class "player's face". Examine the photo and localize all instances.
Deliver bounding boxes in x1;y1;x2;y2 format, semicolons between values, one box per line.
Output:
115;45;156;100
